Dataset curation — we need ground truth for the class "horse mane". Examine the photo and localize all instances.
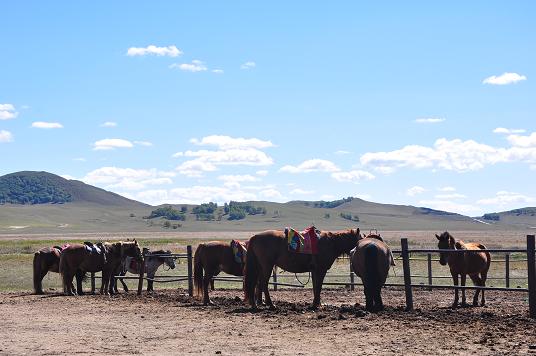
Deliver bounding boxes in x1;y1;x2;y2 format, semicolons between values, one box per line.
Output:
322;228;361;255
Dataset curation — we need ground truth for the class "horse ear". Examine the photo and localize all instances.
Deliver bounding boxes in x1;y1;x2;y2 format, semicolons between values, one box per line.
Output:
435;234;441;240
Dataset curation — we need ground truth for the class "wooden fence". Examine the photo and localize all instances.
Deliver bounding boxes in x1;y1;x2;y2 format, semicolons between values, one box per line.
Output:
91;234;536;318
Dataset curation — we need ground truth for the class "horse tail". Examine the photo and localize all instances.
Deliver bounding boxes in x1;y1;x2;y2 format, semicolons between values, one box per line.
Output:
364;243;380;295
244;242;259;304
33;252;43;294
193;244;205;298
478;243;492;275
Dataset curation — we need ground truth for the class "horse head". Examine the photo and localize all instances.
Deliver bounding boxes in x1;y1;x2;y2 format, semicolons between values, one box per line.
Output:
121;240;143;262
436;231;454;265
164;250;176;269
332;228;361;255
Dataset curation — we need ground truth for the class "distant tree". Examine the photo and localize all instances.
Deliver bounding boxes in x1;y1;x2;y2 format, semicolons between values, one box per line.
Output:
340;212;359;222
324;213;330;219
181;206;188;213
163;221;171;228
146;206;185;221
483;213;500;221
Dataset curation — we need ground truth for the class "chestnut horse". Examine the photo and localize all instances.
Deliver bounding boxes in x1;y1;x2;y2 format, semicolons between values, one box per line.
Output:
33;246;72;294
436;231;491;307
244;228;361;309
351;234;394;312
194;241;265;305
60;240;142;295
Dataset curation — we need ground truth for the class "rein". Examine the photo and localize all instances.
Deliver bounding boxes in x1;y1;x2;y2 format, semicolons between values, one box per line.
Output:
294;272;311;286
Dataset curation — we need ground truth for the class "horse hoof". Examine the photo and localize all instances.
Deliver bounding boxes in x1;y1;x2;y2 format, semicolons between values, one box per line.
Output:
204;300;215;306
267;304;276;311
451;303;458;309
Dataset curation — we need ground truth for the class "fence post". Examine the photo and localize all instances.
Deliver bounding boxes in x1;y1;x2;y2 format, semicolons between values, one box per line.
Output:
505;253;510;289
527;235;536;318
427;253;432;291
350;259;355;291
273;266;278;291
187;245;193;297
91;272;95;294
137;249;147;296
401;238;413;311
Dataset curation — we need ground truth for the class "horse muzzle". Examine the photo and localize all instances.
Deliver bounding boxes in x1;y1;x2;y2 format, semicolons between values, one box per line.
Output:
439;258;447;266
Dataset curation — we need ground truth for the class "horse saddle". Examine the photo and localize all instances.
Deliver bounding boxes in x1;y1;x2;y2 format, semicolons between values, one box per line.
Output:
286;226;320;254
230;240;247;264
83;242;107;263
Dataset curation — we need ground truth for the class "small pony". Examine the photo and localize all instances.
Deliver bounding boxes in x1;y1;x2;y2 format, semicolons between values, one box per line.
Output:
436;231;491;307
113;249;176;293
351;232;394;312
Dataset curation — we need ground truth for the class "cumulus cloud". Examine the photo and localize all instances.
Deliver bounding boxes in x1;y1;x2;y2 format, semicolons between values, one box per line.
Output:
290;188;315;195
256;170;269;176
331;170;375;183
361;135;536;173
101;121;117;128
415;118;445;124
127;45;182;57
280;159;340;174
212;69;224;74
0;130;13;143
483;72;527;85
0;104;18;120
93;138;134;150
493;127;526;135
31;121;63;129
438;186;456;192
241;61;256;70
335;150;351;155
477;191;536;207
83;167;175;191
128;186;258;205
169;60;207;72
174;135;275;177
434;193;466;199
190;135;274;150
134;141;153;147
418;199;481;215
259;188;283;199
407;186;426;196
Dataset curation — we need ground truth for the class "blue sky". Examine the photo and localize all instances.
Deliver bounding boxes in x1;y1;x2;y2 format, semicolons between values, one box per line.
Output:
1;1;535;215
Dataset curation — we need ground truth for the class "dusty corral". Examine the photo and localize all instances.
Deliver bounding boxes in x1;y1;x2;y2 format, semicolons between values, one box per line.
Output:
1;288;534;355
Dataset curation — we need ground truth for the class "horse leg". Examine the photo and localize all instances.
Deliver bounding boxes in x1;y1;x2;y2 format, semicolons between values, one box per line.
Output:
469;274;481;306
75;270;85;295
147;272;154;293
120;273;129;293
480;270;488;306
202;272;214;305
260;268;274;309
460;274;468;306
363;281;373;312
451;272;459;308
312;269;327;309
256;277;265;306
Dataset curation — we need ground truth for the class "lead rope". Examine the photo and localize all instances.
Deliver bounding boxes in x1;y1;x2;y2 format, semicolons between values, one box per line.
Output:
295;272;311;286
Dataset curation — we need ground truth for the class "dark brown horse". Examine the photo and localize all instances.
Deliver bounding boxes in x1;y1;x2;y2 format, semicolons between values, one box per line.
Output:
351;233;394;312
244;228;361;309
194;241;265;305
59;240;142;295
436;231;491;307
33;246;65;294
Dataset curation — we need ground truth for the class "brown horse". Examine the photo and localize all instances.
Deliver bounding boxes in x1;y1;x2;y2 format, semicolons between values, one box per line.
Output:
194;241;265;305
33;246;66;294
436;231;491;307
59;240;142;295
244;228;361;309
351;234;394;312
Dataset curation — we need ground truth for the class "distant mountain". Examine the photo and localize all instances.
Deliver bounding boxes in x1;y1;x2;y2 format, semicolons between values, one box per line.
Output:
0;171;148;208
480;207;536;228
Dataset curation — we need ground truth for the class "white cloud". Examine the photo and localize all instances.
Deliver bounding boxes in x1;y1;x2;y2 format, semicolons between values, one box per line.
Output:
493;127;526;135
212;69;224;74
0;104;18;120
170;60;207;72
93;138;134;150
418;200;481;215
483;72;527;85
331;170;375;183
218;174;259;188
434;193;466;199
415;118;445;124
438;186;456;192
259;188;283;199
0;130;13;143
127;45;182;57
176;160;217;177
134;141;153;147
241;61;256;70
320;194;335;200
477;191;536;207
290;188;315;195
280;159;340;174
130;186;258;205
31;121;63;129
73;157;86;162
406;186;426;196
335;150;351;155
361;135;536;173
256;170;269;176
101;121;117;128
190;135;274;150
60;174;76;180
83;167;175;191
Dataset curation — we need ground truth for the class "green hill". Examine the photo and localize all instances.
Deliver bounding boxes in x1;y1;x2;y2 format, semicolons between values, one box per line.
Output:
479;207;536;229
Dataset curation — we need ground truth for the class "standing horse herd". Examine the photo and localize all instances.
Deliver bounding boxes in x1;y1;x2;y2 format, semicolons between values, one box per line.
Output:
32;228;491;313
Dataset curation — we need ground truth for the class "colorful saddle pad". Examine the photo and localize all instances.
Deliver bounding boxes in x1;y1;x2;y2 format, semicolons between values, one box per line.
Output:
231;240;247;264
286;226;320;254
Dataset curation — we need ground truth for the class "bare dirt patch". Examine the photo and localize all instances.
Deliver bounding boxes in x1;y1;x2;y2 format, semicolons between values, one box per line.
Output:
1;288;534;355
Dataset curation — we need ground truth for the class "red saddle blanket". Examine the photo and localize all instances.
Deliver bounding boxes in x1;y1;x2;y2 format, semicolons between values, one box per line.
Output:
286;226;320;254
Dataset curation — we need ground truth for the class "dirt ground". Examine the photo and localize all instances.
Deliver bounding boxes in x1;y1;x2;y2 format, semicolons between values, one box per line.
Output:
1;287;535;355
